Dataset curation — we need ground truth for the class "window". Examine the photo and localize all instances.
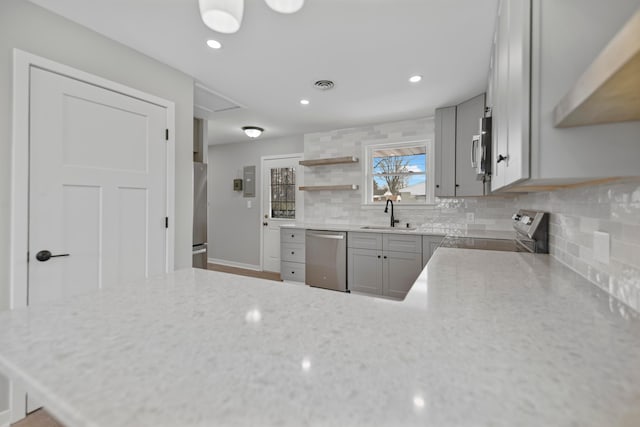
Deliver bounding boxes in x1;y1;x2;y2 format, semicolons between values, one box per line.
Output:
270;167;296;218
363;140;433;205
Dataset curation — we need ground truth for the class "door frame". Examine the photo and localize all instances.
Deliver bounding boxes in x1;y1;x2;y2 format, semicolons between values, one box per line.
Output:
259;153;304;271
8;49;176;422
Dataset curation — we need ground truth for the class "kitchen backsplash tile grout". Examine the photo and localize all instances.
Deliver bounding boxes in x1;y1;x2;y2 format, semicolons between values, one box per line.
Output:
303;117;640;313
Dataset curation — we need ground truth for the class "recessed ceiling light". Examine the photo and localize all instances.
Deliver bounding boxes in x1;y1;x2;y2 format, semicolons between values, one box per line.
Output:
242;126;264;138
409;75;423;83
206;39;222;49
300;99;310;105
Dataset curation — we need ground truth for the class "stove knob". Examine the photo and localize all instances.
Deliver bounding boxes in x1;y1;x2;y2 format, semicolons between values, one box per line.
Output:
512;213;522;221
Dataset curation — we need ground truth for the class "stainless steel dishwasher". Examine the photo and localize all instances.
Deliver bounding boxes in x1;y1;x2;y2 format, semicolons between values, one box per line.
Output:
305;230;347;292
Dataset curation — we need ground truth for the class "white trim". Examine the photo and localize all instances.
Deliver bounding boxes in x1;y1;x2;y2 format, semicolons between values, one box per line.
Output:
361;138;434;206
208;258;261;271
0;409;10;427
259;153;304;272
9;49;176;419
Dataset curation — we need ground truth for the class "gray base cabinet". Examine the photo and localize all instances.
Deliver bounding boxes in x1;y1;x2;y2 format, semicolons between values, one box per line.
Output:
348;248;383;295
422;235;444;268
347;232;423;300
280;229;306;282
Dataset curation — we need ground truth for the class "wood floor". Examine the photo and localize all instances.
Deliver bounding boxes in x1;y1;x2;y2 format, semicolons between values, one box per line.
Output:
13;410;63;427
12;264;280;427
207;263;282;282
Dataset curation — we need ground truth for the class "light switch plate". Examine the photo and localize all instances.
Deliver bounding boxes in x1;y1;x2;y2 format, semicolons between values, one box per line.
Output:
247;200;252;209
593;231;610;264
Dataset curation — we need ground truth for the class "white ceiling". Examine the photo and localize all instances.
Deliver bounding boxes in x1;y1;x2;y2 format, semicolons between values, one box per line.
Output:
27;0;498;145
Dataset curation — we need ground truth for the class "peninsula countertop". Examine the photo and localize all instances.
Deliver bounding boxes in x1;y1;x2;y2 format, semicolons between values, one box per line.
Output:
1;249;639;427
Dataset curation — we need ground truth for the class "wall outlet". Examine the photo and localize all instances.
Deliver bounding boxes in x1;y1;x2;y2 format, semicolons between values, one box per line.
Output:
593;231;610;264
466;213;475;222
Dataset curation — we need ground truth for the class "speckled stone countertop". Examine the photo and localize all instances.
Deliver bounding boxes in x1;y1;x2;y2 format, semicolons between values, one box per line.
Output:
1;249;639;427
281;222;517;240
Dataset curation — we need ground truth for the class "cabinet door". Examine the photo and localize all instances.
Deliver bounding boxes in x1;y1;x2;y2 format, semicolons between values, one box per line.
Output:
504;0;530;187
384;251;423;300
422;235;443;268
455;94;486;196
434;106;457;197
492;0;531;191
348;248;383;295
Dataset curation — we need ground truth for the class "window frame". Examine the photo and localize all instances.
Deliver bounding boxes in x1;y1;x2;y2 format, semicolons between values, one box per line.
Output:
361;138;435;207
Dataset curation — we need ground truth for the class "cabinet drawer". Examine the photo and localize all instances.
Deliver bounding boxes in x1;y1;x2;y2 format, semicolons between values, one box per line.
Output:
281;242;305;263
281;261;305;282
383;234;422;253
281;228;305;244
348;232;383;250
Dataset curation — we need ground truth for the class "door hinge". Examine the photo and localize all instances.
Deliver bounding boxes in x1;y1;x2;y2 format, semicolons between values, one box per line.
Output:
165;217;169;229
165;129;169;141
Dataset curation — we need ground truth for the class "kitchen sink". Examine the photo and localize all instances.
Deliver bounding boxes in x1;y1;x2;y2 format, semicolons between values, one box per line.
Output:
360;225;417;231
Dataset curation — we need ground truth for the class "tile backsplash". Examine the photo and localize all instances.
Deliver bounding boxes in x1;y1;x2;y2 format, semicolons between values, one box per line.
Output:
302;118;640;313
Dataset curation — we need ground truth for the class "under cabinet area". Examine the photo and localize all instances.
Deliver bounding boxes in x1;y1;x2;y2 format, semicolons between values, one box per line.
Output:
348;232;423;300
280;229;305;282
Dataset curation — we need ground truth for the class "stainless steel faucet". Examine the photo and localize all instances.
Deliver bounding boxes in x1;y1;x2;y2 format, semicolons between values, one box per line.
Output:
384;199;400;227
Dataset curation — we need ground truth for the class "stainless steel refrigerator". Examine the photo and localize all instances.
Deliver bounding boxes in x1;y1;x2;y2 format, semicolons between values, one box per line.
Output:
192;162;208;269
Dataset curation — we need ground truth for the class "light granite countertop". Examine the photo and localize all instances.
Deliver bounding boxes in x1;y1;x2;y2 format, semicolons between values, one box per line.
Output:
281;222;517;240
1;249;639;427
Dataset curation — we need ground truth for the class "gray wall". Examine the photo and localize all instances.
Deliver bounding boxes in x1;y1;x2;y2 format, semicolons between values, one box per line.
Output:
208;135;304;267
0;0;194;413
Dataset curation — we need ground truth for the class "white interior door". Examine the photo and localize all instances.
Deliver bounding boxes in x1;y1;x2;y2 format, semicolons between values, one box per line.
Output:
28;66;168;305
262;156;303;273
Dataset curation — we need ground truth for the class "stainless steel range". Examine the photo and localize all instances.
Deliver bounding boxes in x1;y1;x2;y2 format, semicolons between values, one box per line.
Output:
440;209;549;253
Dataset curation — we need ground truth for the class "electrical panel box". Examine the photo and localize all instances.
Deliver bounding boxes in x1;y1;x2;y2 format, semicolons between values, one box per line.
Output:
243;166;256;197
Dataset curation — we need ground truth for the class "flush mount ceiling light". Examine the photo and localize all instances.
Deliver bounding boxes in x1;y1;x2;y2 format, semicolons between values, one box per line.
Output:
198;0;244;34
409;75;423;83
242;126;264;138
206;39;222;49
264;0;305;14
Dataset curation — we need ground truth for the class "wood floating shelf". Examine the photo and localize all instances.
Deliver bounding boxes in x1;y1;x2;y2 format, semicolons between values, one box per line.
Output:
299;156;359;166
299;185;359;191
553;10;640;128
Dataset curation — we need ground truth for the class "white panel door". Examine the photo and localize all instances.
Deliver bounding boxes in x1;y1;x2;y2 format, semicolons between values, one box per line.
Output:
262;156;302;273
28;67;167;307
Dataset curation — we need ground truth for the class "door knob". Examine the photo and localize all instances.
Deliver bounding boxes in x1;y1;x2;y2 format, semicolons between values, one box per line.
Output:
36;250;70;262
263;222;268;226
497;154;509;163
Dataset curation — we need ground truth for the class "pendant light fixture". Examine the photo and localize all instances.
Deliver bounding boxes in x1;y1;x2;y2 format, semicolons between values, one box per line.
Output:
264;0;305;14
242;126;264;138
198;0;244;34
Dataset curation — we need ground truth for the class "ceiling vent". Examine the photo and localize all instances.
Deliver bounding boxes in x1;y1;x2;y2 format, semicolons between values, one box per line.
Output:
314;80;335;90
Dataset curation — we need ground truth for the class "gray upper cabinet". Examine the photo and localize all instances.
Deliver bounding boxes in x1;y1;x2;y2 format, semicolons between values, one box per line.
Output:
455;94;486;197
489;0;640;193
435;95;486;198
434;106;456;197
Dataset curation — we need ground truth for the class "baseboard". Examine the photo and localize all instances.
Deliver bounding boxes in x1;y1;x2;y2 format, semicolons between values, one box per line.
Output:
207;258;261;271
0;409;10;427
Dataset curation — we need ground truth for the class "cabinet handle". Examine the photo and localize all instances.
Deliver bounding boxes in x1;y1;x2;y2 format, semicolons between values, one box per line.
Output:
497;154;509;163
291;271;295;274
436;184;440;188
383;256;387;259
377;255;381;259
291;234;295;238
291;251;295;255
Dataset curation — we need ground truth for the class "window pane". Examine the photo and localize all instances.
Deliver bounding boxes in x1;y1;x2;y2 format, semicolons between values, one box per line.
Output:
372;146;426;176
270;167;295;219
372;175;426;203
